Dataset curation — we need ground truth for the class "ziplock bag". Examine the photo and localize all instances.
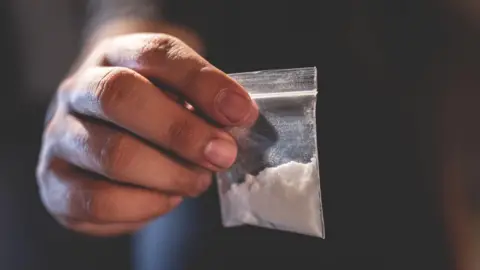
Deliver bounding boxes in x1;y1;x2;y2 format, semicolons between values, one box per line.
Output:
217;67;324;238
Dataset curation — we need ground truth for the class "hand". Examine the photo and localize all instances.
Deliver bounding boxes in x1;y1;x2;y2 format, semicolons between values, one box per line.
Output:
36;33;258;236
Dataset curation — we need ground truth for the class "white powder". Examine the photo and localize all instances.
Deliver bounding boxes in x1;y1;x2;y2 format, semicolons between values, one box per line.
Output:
221;159;324;238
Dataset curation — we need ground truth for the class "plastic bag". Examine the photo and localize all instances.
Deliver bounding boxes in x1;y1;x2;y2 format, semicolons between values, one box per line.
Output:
217;67;324;238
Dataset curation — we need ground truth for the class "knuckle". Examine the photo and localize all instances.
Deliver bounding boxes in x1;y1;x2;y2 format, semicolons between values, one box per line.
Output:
134;34;205;89
38;170;75;218
99;133;135;177
84;191;112;221
35;156;49;187
41;124;59;154
140;34;180;61
165;118;196;151
63;185;119;223
36;146;58;189
137;34;196;68
148;33;180;47
96;68;137;117
43;104;65;139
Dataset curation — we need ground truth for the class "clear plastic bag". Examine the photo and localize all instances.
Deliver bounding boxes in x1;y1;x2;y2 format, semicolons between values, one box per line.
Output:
217;67;324;238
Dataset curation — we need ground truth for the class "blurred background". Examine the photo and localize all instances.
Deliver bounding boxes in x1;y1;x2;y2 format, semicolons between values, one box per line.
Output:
0;0;131;269
1;0;480;269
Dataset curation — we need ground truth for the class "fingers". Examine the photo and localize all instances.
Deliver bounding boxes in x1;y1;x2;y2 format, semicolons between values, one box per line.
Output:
37;158;183;224
56;217;147;237
103;33;258;126
65;67;238;170
39;32;260;237
47;113;212;197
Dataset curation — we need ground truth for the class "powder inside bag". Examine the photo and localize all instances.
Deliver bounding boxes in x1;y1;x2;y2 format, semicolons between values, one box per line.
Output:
223;159;324;237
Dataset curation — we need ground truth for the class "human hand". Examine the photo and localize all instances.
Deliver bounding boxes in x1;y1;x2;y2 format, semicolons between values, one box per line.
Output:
36;33;258;236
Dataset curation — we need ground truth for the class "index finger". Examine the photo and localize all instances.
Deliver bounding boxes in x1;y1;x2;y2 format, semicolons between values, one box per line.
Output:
103;33;258;126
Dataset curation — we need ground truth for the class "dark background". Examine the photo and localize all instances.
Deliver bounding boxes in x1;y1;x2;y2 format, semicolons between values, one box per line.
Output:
1;0;480;269
0;1;131;270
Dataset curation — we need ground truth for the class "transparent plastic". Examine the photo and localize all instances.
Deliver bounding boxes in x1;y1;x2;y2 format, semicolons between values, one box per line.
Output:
217;67;324;238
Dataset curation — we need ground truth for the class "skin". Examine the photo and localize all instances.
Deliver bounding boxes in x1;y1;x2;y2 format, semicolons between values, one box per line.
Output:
36;31;259;237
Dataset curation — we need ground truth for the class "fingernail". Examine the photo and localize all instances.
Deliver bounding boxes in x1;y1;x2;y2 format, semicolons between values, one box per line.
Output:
204;139;237;168
216;89;253;124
